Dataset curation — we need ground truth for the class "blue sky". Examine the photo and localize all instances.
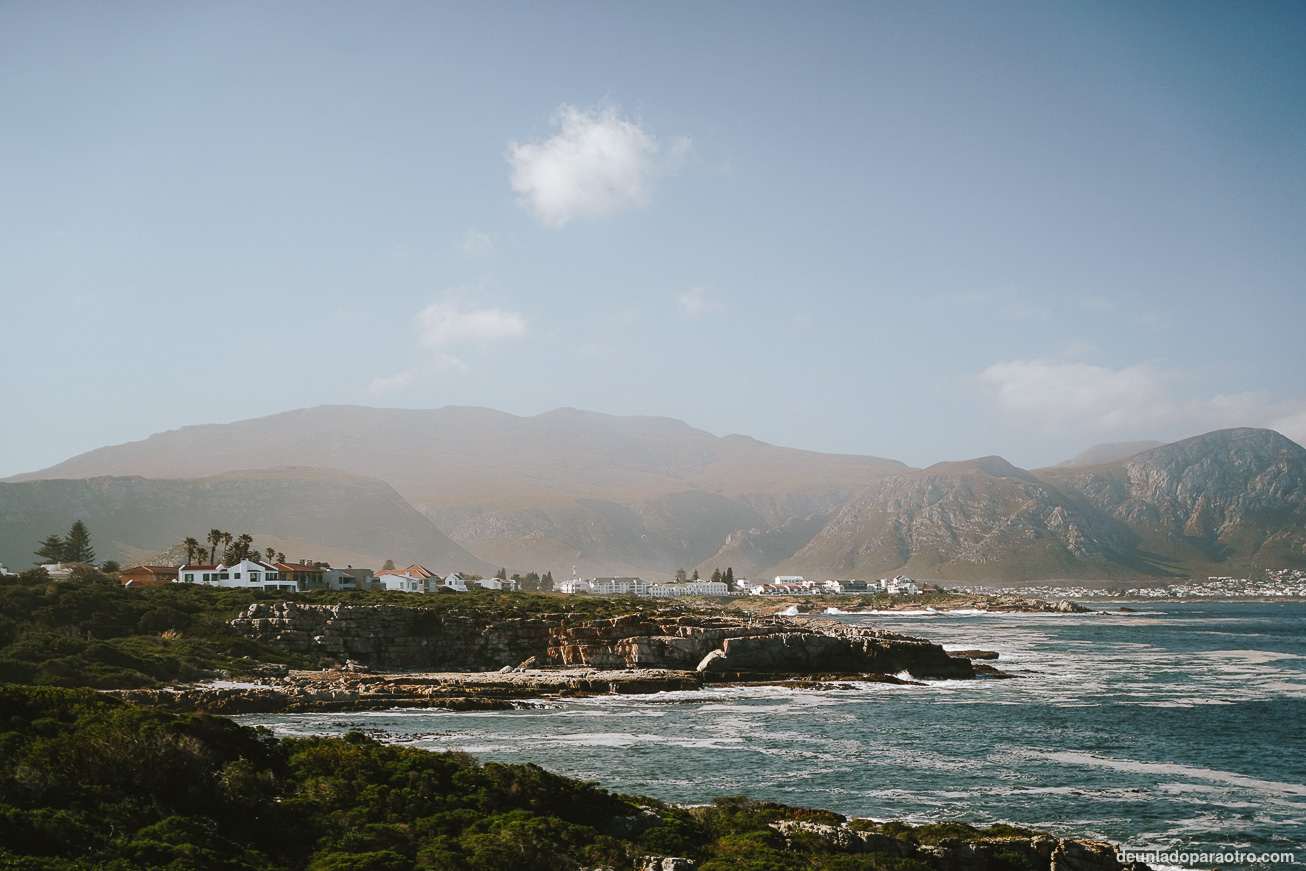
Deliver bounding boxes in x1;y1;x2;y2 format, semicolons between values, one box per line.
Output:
3;1;1305;477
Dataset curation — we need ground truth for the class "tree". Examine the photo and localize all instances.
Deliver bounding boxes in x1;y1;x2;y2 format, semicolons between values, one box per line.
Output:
63;521;95;564
224;533;254;563
207;529;224;564
100;560;121;573
496;567;507;580
711;568;722;584
725;567;735;588
541;571;554;591
675;568;687;582
34;534;66;564
182;537;201;564
691;569;700;581
265;547;277;562
382;559;396;571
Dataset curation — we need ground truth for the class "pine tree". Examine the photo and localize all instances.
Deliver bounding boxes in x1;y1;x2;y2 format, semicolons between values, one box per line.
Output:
34;534;66;564
725;567;735;587
711;568;722;584
542;571;554;591
63;521;95;564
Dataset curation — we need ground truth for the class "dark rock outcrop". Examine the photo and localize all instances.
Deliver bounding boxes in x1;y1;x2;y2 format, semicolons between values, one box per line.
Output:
230;604;974;680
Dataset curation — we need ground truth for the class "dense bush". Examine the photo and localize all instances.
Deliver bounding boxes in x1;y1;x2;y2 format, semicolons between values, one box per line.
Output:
0;571;320;688
0;686;1045;871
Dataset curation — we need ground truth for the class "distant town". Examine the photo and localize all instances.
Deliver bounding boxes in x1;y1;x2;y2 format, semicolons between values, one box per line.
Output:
6;522;1303;600
99;559;926;598
954;569;1306;599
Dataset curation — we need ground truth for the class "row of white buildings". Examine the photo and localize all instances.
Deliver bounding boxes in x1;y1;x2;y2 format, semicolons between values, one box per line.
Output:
154;561;514;594
745;575;920;596
556;577;731;597
554;574;921;598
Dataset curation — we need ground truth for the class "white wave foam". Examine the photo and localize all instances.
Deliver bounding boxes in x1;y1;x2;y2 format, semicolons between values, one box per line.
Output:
1030;751;1306;797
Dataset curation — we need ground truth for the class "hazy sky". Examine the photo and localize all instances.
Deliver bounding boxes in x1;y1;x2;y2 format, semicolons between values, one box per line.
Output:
4;1;1305;477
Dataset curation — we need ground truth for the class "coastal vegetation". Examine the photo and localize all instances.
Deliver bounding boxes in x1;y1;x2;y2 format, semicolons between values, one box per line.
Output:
0;683;1056;871
0;569;724;690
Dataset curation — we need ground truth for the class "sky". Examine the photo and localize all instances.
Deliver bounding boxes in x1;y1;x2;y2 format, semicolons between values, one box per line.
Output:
3;1;1305;477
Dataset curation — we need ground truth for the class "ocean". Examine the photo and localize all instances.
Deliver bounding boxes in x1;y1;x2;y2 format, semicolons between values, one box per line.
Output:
239;601;1306;868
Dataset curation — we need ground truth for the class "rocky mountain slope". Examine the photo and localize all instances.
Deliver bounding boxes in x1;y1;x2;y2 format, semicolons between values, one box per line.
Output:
776;429;1306;581
0;468;494;573
1036;428;1306;572
772;457;1146;581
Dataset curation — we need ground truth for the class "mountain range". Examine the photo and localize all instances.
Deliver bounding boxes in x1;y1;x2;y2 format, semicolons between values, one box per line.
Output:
4;406;1304;582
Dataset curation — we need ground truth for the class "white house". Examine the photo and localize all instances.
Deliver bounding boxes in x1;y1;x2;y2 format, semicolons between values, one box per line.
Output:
177;559;294;591
748;582;810;596
380;572;427;593
591;577;649;595
439;573;471;592
885;575;920;595
558;578;592;594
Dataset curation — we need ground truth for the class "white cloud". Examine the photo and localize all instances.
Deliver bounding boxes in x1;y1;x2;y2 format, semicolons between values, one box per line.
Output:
977;358;1306;445
458;229;494;256
508;103;691;227
415;298;527;348
369;370;418;394
369;294;528;392
677;285;724;318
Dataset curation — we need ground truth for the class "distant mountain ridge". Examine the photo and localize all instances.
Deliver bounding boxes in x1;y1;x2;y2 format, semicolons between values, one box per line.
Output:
4;407;1304;581
1055;440;1166;467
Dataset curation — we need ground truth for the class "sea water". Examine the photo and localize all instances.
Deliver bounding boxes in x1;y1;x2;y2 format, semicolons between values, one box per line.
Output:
239;601;1306;867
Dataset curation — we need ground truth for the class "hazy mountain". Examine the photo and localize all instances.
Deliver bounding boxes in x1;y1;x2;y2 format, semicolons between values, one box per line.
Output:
6;405;906;577
5;408;1303;581
0;468;494;573
1055;440;1166;467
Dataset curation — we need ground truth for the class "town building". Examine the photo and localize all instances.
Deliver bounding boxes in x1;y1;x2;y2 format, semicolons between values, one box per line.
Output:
119;565;180;586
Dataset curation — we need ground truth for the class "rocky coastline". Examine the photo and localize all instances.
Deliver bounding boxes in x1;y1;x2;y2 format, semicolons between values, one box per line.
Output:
109;606;986;714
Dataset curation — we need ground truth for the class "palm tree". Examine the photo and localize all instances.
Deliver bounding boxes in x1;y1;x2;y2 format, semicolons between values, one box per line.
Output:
207;529;224;564
182;537;201;564
265;547;276;562
235;533;254;561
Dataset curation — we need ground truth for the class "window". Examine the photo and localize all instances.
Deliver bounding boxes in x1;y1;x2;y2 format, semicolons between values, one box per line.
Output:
219;573;229;580
184;574;194;582
250;572;260;582
234;573;241;579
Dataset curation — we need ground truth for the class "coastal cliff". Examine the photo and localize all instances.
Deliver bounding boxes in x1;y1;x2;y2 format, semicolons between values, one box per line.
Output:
228;603;973;679
107;606;977;713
